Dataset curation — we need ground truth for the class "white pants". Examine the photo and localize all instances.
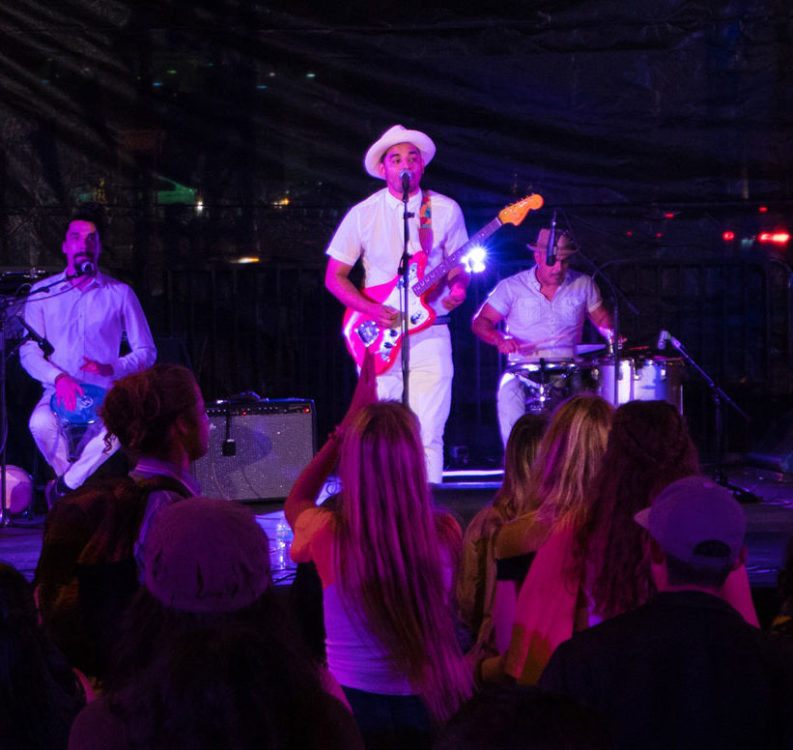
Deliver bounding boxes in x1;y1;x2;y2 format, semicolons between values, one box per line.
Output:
496;372;528;449
29;392;119;490
376;325;453;484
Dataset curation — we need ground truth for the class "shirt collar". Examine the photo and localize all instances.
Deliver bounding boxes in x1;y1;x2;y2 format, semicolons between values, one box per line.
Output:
130;456;201;496
531;266;574;292
54;268;105;292
384;187;422;210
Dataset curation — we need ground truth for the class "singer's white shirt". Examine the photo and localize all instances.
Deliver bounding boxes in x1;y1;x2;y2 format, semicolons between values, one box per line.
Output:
325;187;468;317
483;267;602;364
20;269;156;393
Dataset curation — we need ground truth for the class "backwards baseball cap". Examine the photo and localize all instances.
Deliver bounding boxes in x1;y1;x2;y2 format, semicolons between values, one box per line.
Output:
143;497;272;613
634;476;746;569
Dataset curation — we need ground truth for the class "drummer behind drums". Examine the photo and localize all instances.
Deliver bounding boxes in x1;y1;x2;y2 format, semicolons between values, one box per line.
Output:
472;228;615;446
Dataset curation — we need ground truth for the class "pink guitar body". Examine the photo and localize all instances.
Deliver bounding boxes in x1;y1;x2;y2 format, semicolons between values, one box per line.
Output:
341;194;544;375
342;251;435;376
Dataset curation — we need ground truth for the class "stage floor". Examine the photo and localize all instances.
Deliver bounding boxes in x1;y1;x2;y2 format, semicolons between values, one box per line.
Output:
3;461;793;620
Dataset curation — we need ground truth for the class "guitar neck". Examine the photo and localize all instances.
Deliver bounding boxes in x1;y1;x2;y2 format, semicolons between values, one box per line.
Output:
413;215;503;296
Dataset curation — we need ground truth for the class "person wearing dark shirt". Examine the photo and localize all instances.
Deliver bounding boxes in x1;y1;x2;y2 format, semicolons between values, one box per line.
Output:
540;476;793;750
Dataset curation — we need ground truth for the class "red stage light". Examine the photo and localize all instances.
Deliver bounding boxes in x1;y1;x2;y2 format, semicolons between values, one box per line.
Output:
758;232;790;245
758;206;768;213
722;231;735;241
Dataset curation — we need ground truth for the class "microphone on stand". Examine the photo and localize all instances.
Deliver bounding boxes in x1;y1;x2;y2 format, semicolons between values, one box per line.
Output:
657;330;669;350
399;169;411;199
546;210;557;266
75;259;96;277
17;317;54;358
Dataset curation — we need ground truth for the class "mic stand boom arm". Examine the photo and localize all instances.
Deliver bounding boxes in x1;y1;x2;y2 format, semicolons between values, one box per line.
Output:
662;332;756;501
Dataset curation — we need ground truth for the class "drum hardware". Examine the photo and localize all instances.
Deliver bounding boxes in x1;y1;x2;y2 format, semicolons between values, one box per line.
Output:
507;358;580;414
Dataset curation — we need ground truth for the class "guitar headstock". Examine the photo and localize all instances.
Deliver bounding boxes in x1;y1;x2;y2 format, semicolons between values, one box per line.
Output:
498;194;544;227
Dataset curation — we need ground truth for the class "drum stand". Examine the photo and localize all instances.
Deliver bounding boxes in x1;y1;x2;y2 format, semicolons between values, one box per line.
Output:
0;295;37;527
662;332;759;502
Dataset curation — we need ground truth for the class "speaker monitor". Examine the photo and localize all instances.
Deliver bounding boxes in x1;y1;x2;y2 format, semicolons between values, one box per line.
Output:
192;399;316;502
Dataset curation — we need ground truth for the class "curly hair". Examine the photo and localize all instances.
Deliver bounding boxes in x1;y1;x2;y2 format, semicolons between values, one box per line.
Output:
574;400;700;619
100;364;199;458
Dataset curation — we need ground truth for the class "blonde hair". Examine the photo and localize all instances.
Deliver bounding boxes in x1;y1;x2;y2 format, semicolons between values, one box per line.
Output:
530;395;614;528
335;402;472;722
493;414;547;517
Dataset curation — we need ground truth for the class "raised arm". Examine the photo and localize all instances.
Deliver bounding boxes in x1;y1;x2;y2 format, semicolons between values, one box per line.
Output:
285;352;378;528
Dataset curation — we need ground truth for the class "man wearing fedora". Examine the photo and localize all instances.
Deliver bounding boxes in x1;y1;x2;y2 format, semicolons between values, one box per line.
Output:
325;124;469;484
540;476;793;750
472;229;613;445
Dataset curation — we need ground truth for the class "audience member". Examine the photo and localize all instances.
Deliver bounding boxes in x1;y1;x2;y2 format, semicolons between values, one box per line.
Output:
771;526;793;641
434;684;613;750
572;399;758;625
479;395;613;683
0;562;85;750
286;354;473;749
68;497;362;750
540;476;793;750
457;413;546;656
34;363;208;680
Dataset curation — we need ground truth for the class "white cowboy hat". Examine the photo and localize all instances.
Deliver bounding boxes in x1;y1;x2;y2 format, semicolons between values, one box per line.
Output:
363;124;436;178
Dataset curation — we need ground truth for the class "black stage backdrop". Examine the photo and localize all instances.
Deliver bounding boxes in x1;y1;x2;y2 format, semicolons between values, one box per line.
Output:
1;0;792;469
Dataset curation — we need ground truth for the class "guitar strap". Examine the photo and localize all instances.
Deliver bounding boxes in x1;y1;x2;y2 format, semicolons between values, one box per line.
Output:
419;190;433;254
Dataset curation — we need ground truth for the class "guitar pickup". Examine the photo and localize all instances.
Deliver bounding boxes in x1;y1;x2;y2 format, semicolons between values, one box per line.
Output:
355;320;380;346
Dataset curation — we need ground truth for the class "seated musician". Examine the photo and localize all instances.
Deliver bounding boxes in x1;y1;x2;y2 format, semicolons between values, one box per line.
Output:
19;207;156;506
471;229;614;446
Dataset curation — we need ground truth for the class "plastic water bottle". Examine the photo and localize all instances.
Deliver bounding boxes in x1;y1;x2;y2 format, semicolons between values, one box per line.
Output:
274;517;294;569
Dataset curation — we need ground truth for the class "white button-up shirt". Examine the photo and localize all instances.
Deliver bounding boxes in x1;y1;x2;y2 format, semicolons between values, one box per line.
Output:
20;270;156;393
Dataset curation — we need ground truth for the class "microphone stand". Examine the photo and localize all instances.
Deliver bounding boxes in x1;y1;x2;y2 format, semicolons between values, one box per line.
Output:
398;178;413;406
662;331;758;502
563;224;640;405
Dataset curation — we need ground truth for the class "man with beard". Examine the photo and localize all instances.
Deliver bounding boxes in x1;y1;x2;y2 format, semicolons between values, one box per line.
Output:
20;208;156;505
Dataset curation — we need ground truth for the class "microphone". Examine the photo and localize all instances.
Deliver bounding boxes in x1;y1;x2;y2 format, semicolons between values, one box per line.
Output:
399;169;411;197
546;211;557;266
17;317;54;357
657;330;669;350
75;259;96;277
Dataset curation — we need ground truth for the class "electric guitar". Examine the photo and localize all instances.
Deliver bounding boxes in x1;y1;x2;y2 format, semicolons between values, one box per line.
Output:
342;194;544;374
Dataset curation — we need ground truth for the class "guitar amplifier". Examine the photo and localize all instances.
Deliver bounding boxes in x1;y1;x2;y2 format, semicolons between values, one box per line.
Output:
192;399;316;502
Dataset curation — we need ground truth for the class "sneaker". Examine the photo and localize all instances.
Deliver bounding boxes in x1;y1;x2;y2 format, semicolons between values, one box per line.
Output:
44;479;59;509
45;476;71;509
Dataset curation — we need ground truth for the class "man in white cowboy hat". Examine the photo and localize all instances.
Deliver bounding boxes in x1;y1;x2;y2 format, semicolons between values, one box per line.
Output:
325;124;469;483
471;228;614;445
